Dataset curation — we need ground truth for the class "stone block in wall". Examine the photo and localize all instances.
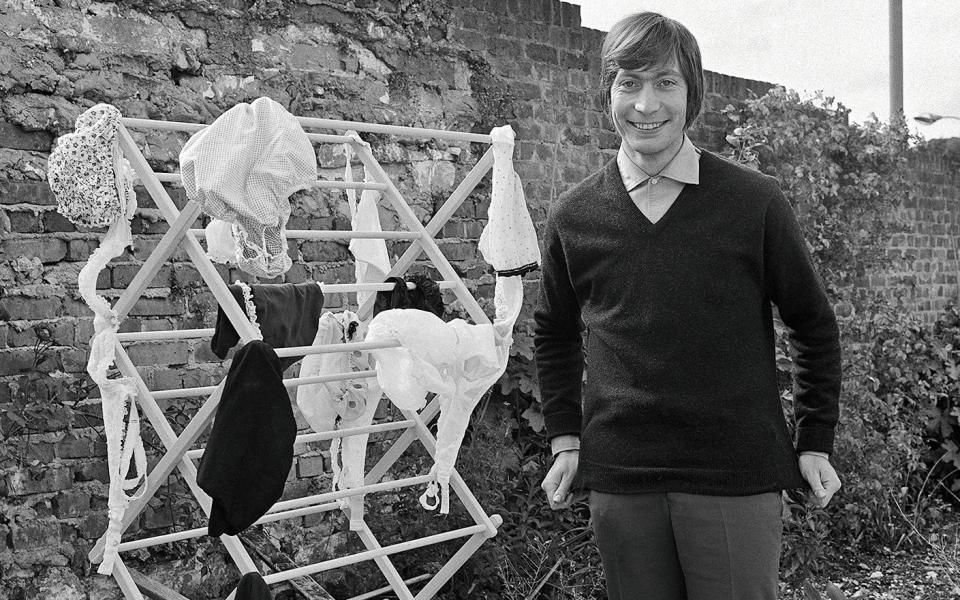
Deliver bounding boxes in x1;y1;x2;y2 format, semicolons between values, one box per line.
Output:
0;181;57;206
5;465;72;496
43;210;76;233
526;42;559;65
53;489;92;519
128;296;186;317
67;238;99;262
301;240;350;262
112;263;172;289
125;341;190;367
74;459;109;484
438;240;477;262
57;432;106;459
0;121;53;152
0;347;44;375
2;236;68;263
78;511;109;540
297;454;326;478
10;517;61;552
6;208;43;233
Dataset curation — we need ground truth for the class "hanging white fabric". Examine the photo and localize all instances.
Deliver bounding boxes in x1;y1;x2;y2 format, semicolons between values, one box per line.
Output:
296;311;381;530
47;103;147;575
343;132;391;309
179;97;317;278
478;125;541;276
366;276;524;514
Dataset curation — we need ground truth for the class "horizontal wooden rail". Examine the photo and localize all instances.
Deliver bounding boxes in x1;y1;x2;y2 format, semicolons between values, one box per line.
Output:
151;370;377;400
262;515;503;584
189;228;422;240
151;172;387;191
120;116;492;144
184;420;415;460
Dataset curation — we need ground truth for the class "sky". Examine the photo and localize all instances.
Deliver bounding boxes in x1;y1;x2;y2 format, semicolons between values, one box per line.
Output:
566;0;960;140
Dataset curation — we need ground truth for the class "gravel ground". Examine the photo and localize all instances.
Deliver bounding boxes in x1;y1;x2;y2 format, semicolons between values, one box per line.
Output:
779;541;960;600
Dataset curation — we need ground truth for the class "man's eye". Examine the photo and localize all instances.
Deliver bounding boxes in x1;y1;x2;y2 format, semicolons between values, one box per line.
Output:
658;79;678;87
619;80;638;88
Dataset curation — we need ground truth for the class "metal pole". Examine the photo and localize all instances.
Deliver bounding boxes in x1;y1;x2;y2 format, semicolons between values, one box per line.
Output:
889;0;903;123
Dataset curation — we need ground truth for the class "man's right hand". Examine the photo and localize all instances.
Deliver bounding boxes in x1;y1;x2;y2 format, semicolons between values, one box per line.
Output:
541;450;580;510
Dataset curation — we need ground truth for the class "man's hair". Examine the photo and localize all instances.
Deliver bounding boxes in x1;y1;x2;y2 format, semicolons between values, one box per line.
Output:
599;12;704;129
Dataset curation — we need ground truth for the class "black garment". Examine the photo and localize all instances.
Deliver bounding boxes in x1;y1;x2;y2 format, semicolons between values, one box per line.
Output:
197;341;296;537
211;282;324;370
372;273;444;317
233;572;273;600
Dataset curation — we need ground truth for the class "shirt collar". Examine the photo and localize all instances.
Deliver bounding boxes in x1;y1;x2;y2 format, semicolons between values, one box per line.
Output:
617;135;701;191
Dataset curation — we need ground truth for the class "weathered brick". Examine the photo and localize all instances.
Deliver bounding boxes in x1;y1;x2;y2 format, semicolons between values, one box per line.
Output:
0;181;57;206
125;340;190;366
5;465;73;495
7;208;43;232
53;489;92;518
10;518;61;551
438;241;477;261
74;459;109;484
58;433;106;459
143;501;173;530
78;511;109;539
67;239;100;261
0;347;39;375
301;240;350;262
2;237;68;263
0;120;54;151
43;210;77;233
128;297;186;317
297;454;326;478
0;295;63;321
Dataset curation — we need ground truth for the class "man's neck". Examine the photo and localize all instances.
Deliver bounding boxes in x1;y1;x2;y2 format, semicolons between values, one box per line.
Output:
623;134;685;177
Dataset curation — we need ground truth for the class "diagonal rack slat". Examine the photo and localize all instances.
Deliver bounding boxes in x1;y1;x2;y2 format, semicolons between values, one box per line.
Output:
84;113;508;600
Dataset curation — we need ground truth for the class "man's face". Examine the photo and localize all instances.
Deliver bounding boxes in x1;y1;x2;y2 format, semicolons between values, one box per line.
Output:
610;58;688;168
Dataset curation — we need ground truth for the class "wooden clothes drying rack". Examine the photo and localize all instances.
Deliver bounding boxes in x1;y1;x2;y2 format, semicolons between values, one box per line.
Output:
86;111;507;600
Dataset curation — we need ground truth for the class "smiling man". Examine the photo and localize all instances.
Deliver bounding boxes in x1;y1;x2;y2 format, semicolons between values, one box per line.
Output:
534;12;843;600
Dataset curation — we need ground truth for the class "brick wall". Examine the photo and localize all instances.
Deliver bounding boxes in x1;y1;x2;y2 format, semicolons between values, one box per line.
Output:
0;0;956;597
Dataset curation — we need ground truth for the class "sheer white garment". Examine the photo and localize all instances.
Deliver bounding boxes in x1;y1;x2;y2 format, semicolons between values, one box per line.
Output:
343;133;391;309
295;311;381;530
204;218;237;265
478;125;540;276
48;102;147;575
179;96;317;278
77;189;147;576
365;275;524;513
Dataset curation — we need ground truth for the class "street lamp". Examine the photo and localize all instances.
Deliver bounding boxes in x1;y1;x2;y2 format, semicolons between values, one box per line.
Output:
914;112;960;125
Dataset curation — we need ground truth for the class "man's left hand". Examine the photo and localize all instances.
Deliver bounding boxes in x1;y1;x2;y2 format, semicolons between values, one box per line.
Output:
798;452;841;508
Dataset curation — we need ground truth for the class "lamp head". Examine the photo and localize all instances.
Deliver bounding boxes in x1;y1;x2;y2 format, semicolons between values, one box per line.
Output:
914;112;943;125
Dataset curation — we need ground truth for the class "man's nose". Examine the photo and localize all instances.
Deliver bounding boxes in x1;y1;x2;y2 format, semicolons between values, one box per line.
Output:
633;85;658;113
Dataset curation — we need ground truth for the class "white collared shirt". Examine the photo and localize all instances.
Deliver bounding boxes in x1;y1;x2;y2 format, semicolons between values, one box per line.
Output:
616;135;701;224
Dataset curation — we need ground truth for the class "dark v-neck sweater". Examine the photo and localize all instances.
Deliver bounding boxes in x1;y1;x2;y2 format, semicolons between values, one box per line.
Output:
534;150;841;495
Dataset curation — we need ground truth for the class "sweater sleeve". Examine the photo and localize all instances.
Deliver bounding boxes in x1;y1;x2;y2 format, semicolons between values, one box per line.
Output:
534;201;585;441
762;183;842;454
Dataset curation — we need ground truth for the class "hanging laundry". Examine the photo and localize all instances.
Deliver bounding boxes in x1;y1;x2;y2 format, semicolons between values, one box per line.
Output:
204;218;237;265
372;273;444;317
478;125;541;276
47;103;146;576
232;572;273;600
197;340;296;537
211;282;325;371
296;311;381;531
179;96;317;278
365;276;524;514
343;132;391;309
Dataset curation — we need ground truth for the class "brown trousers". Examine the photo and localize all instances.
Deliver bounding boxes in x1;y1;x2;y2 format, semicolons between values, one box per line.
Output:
589;491;783;600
